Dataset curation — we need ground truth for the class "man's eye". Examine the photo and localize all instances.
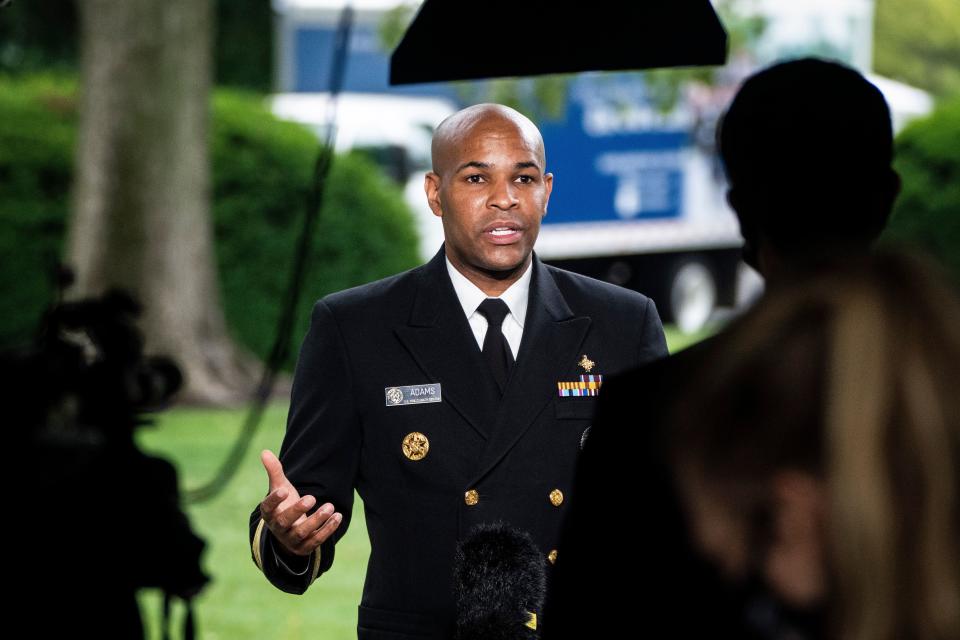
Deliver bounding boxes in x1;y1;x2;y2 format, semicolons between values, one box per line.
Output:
516;175;535;184
466;175;485;184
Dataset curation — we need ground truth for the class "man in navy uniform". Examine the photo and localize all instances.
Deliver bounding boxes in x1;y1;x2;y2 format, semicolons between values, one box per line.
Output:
249;103;668;638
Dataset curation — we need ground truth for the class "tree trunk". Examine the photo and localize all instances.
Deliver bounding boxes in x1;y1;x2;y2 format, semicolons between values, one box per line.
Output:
67;0;260;405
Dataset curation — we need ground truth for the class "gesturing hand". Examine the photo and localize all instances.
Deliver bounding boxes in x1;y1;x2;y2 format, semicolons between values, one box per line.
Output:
259;450;343;557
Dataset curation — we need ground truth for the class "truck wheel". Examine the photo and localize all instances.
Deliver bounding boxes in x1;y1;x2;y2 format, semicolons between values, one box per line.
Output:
669;259;717;333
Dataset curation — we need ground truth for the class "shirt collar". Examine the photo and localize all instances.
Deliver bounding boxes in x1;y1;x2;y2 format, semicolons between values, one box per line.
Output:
445;256;532;328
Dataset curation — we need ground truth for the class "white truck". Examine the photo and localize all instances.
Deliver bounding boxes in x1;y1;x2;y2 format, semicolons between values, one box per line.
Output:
270;0;932;331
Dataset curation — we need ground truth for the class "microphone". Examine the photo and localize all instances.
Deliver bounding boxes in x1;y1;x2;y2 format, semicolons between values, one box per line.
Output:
453;521;546;639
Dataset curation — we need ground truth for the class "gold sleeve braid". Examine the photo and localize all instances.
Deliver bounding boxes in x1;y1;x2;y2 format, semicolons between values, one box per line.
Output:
253;517;323;584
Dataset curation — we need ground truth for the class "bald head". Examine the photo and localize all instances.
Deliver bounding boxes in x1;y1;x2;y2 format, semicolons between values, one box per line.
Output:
431;103;546;177
422;102;554;296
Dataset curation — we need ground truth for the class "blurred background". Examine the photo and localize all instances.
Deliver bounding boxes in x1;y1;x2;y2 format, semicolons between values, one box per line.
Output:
1;0;957;637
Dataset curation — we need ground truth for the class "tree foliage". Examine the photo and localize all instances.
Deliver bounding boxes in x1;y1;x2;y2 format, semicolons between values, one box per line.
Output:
882;96;960;283
874;0;960;98
0;0;274;90
215;0;273;91
0;0;77;73
641;0;767;112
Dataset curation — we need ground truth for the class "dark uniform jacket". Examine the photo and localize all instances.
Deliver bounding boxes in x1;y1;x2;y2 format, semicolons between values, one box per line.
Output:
544;336;773;639
249;246;667;639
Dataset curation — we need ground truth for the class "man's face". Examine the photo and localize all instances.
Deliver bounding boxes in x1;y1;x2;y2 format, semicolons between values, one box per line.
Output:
425;117;553;280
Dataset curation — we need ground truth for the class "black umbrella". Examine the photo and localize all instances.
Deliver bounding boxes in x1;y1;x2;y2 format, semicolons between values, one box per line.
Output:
390;0;728;85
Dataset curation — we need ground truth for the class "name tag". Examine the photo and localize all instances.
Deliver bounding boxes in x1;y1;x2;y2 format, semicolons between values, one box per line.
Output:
385;383;442;406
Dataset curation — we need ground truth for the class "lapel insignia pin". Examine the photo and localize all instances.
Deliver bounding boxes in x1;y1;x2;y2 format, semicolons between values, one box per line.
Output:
578;354;595;372
402;432;430;461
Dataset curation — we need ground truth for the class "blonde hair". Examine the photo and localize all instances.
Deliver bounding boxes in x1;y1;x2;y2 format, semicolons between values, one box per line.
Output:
674;251;960;640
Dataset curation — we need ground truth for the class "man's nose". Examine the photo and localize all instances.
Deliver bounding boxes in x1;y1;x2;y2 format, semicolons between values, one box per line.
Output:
488;179;519;210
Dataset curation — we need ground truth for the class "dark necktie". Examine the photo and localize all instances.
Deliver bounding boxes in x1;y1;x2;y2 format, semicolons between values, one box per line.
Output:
477;298;515;394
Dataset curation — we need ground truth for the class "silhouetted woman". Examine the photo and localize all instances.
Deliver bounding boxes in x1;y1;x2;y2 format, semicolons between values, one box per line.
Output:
671;251;960;640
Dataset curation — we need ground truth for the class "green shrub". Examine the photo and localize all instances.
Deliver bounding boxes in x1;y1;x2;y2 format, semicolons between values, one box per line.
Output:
882;97;960;283
211;90;420;363
0;77;421;367
0;75;76;345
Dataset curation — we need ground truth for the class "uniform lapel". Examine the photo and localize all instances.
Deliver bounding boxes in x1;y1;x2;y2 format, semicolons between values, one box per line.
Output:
394;248;500;440
467;255;591;486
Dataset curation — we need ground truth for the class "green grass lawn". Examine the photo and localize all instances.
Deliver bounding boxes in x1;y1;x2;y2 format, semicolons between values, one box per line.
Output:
134;325;708;638
135;404;368;640
663;324;713;354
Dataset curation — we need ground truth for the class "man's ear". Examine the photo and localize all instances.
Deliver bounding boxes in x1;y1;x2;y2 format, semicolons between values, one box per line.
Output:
542;172;554;217
863;168;901;241
880;167;902;219
765;471;827;607
727;187;762;272
424;172;443;218
727;187;756;239
889;168;902;201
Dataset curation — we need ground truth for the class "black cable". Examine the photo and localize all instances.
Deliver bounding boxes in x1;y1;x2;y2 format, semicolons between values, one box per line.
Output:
185;5;354;504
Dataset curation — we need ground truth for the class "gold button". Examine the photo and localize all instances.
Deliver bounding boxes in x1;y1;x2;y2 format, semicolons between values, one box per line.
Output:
402;432;429;461
547;549;558;564
465;489;479;506
549;489;564;507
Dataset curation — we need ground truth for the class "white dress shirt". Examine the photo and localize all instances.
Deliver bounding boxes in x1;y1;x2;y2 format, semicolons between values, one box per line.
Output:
445;257;531;359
